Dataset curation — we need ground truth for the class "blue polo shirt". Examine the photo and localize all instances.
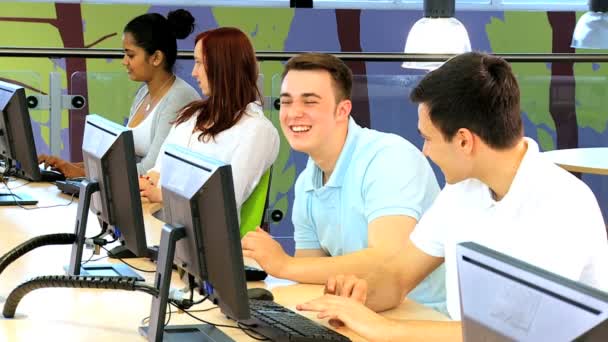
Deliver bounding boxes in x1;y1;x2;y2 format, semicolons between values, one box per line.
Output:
292;118;446;311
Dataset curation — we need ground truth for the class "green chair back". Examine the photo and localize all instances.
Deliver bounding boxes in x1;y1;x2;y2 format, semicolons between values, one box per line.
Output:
239;168;271;237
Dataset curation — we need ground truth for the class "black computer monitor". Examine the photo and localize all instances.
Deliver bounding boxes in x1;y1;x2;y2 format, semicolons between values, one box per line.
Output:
66;114;147;279
0;80;42;205
141;144;250;341
456;242;608;341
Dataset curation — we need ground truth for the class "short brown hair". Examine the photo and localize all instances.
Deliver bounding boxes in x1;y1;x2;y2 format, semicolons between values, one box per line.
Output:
282;53;352;102
410;52;523;149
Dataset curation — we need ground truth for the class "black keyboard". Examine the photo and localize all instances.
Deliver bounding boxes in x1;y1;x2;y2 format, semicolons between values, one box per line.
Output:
248;299;351;342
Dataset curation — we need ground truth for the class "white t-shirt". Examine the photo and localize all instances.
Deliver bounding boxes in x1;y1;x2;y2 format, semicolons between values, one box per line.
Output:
411;138;608;320
152;102;279;217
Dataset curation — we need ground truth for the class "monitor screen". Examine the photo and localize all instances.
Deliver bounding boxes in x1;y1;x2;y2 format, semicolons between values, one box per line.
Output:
160;144;250;321
0;80;41;181
81;114;147;256
456;242;608;341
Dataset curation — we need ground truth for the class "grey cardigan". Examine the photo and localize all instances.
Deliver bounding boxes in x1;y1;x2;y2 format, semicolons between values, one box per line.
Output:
128;76;200;175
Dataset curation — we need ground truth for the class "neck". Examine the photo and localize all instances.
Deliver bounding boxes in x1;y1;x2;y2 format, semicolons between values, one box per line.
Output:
476;138;528;201
147;72;174;98
310;125;349;184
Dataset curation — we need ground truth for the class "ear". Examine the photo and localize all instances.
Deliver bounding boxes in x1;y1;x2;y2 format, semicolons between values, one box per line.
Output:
456;128;475;155
151;51;164;67
335;99;352;122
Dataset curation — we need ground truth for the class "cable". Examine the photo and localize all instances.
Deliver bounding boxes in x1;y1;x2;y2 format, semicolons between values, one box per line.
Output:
86;255;109;263
100;246;156;273
0;233;76;277
2;275;151;318
166;299;267;340
238;322;270;341
81;251;96;265
167;302;244;330
1;179;76;209
7;180;31;190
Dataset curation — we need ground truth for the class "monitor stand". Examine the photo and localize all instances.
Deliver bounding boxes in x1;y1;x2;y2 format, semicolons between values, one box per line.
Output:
65;179;143;281
139;223;231;342
0;191;38;206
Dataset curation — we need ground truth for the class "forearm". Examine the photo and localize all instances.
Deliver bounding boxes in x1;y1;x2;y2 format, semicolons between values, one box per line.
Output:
280;248;387;285
364;263;410;312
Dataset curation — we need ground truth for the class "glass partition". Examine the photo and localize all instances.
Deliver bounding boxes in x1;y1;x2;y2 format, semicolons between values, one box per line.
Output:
0;70;51;157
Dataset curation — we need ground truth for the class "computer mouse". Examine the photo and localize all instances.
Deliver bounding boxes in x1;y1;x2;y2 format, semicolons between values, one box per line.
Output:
39;168;66;182
247;287;274;301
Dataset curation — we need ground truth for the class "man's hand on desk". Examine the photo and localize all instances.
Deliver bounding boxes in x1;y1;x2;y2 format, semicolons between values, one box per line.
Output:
296;294;396;342
241;227;290;277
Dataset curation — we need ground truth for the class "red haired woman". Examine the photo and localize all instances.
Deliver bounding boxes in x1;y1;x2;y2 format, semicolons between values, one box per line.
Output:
139;27;279;220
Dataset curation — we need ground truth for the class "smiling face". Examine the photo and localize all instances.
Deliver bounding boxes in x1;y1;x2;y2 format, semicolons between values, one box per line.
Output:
121;32;155;82
417;102;473;184
191;40;210;95
279;69;349;156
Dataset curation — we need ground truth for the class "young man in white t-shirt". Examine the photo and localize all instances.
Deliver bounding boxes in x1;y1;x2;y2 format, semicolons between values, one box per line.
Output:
296;51;608;341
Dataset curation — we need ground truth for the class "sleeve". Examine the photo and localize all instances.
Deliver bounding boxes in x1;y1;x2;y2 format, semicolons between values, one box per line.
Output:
362;143;440;223
409;187;451;258
229;119;279;210
136;83;200;175
292;172;322;250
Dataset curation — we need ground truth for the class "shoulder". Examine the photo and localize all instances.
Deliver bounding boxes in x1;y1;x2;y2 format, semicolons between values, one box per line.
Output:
239;102;279;137
353;128;427;171
534;154;599;209
169;76;201;101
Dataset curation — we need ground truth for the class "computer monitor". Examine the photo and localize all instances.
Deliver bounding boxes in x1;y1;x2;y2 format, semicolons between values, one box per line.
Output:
141;144;250;341
0;80;42;205
66;114;147;279
456;242;608;341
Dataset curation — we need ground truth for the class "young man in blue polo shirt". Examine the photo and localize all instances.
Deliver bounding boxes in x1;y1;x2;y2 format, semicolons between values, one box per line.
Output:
241;53;446;311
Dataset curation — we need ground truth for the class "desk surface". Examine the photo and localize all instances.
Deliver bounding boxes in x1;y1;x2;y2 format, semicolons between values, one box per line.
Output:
543;147;608;175
0;181;448;341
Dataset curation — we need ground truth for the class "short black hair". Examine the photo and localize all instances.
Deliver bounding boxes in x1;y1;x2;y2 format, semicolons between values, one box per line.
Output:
124;9;195;72
282;53;352;102
410;52;523;149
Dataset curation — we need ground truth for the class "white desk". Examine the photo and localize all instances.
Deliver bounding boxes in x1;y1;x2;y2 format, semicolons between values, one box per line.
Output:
0;181;448;341
543;147;608;175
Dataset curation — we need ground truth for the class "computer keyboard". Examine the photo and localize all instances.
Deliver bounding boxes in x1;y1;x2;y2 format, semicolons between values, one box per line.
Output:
248;299;351;342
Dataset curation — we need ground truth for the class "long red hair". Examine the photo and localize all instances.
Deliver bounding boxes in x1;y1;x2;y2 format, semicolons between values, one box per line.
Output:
175;27;261;141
